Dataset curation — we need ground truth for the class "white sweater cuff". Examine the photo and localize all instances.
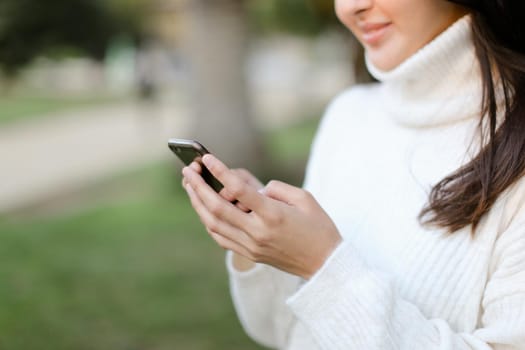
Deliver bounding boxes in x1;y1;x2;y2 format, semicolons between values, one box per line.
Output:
286;240;368;308
286;240;393;348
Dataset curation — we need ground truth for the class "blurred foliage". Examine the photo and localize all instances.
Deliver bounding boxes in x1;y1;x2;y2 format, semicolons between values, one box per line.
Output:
266;116;320;166
248;0;338;35
0;0;340;76
0;94;124;125
0;0;143;76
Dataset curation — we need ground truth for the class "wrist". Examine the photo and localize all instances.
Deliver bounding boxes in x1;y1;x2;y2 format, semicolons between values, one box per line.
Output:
304;235;343;280
232;252;256;272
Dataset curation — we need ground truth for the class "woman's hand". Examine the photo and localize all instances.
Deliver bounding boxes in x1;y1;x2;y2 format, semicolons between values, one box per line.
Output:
182;161;261;271
182;154;342;279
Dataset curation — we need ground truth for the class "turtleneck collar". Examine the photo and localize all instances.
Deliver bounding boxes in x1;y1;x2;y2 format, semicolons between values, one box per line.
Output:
365;15;482;128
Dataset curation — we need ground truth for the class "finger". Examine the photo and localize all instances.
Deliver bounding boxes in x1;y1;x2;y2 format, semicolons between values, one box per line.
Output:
262;180;311;207
221;169;261;207
219;187;237;202
202;154;267;213
183;166;252;230
235;201;251;213
232;168;264;190
207;229;254;260
182;164;202;187
182;166;191;187
219;187;250;211
185;183;253;247
230;169;260;212
217;188;247;211
189;161;202;172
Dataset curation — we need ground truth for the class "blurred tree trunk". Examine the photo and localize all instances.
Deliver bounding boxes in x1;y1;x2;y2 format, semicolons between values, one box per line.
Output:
179;0;265;172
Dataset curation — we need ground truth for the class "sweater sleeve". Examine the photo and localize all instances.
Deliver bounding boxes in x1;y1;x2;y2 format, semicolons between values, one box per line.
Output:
286;224;525;350
226;251;302;349
225;87;375;349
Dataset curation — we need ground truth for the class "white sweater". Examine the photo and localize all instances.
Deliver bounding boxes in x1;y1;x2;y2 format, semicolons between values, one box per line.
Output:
226;17;525;350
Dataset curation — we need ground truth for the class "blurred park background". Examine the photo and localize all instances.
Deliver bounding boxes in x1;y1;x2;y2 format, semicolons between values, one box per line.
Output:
0;0;361;348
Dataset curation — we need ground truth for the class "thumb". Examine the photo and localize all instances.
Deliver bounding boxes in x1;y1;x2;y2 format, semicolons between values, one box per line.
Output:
262;180;309;206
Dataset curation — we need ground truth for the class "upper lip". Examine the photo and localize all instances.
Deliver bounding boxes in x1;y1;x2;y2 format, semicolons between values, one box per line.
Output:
359;22;391;33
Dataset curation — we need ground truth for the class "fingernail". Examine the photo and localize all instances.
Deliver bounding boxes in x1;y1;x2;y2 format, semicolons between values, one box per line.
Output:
202;154;214;167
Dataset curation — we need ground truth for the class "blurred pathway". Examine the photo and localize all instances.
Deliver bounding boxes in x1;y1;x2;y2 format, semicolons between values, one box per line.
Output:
0;101;190;213
0;34;356;214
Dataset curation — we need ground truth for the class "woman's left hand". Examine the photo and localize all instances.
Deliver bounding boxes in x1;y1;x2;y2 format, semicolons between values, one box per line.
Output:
182;154;342;279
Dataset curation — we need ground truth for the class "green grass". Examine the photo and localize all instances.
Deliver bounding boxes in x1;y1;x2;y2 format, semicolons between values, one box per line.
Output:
0;117;321;350
0;164;266;350
0;94;122;125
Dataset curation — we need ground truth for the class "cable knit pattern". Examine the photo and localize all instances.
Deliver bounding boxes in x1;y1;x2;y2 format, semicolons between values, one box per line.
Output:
365;16;482;128
226;16;525;350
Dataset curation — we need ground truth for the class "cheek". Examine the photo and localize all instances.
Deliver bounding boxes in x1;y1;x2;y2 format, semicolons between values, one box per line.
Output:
334;0;356;32
334;0;352;15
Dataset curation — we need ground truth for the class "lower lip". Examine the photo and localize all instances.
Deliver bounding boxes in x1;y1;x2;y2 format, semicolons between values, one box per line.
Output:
362;24;391;46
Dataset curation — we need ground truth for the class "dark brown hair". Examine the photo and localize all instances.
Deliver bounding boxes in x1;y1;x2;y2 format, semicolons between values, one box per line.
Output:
419;7;525;233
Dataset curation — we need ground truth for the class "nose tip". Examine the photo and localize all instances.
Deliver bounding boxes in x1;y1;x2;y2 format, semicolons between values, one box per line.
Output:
336;0;373;15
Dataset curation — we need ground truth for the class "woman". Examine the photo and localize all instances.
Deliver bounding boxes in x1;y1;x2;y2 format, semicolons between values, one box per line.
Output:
182;0;525;349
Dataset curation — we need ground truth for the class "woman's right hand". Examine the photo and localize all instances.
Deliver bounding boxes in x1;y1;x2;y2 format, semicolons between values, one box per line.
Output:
182;161;262;271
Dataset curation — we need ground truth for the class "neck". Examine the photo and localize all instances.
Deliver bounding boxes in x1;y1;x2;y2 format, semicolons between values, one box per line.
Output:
366;16;482;128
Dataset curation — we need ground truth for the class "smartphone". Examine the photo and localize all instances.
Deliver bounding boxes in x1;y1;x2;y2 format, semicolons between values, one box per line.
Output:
168;138;223;192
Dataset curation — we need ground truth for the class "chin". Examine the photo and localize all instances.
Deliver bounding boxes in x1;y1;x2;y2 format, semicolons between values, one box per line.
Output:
367;50;404;71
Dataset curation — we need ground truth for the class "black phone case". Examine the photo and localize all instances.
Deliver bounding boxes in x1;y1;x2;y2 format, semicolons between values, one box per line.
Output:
168;139;223;193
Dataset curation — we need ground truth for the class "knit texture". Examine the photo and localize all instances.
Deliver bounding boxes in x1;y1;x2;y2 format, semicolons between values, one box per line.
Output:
226;16;525;350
